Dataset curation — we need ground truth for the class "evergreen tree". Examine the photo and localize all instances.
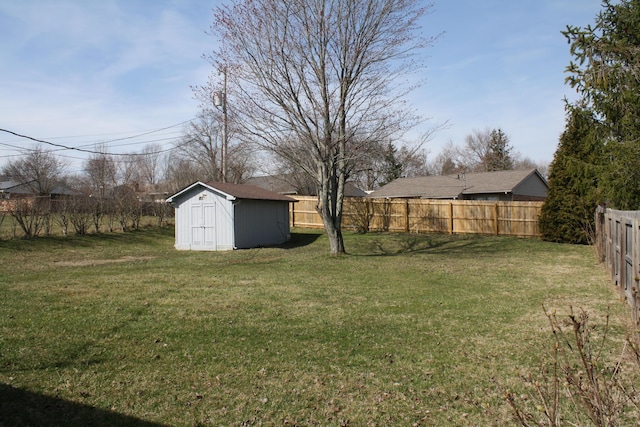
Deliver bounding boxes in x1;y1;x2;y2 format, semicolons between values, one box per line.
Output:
379;142;404;186
563;0;640;209
540;105;604;244
484;128;514;171
440;157;457;175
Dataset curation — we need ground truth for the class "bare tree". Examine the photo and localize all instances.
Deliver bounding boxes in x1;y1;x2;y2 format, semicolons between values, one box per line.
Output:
225;140;257;183
397;145;430;178
2;145;67;195
2;146;68;236
113;155;143;231
428;141;465;175
136;143;166;190
165;154;202;193
460;128;493;172
175;112;257;184
83;150;117;232
176;114;222;182
350;141;430;190
208;0;437;254
434;128;517;174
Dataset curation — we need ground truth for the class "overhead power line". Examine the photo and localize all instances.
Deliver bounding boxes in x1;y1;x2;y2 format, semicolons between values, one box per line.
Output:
0;121;194;158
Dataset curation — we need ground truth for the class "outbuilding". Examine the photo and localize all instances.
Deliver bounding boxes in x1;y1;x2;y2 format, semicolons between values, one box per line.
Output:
166;181;296;251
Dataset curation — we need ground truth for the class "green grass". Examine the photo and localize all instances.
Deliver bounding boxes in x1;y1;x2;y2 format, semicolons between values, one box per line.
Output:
0;228;635;426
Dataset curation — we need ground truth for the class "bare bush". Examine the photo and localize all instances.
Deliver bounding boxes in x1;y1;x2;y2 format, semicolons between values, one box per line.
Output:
9;197;49;239
349;198;374;233
507;307;640;426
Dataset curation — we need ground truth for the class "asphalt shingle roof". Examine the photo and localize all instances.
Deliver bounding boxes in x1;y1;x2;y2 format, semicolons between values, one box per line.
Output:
369;169;545;199
245;174;368;197
204;181;297;202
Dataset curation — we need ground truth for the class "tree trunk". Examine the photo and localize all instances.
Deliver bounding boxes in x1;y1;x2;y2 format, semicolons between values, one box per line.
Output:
324;215;345;255
318;162;346;255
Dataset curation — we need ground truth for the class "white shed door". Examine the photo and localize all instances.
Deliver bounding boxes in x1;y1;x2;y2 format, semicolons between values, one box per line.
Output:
191;199;216;250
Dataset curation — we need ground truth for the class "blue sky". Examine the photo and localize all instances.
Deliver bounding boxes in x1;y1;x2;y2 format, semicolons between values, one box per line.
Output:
0;0;603;174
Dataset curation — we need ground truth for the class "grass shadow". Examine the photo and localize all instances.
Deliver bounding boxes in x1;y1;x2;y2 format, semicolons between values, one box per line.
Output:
350;232;531;257
0;383;166;427
280;230;323;249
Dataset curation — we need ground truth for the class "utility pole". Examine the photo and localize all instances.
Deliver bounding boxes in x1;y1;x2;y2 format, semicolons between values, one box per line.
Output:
213;67;228;183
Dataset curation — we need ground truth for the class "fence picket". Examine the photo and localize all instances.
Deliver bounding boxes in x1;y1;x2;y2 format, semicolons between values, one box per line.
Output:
290;196;543;238
597;207;640;328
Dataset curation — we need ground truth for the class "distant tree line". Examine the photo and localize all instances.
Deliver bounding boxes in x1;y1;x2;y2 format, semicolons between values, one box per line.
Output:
0;146;176;239
429;128;548;177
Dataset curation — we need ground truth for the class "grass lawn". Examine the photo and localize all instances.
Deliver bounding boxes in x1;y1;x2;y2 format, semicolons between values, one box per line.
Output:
0;227;636;426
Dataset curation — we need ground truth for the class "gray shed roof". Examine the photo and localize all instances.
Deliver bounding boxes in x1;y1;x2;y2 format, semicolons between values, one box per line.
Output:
244;174;314;195
167;181;297;204
369;169;547;199
245;174;368;197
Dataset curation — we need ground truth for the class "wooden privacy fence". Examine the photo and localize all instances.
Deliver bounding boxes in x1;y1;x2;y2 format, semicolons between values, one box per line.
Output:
290;196;543;238
595;206;640;328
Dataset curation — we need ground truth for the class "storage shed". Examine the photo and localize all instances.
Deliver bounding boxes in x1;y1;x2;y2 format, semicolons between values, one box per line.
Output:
166;181;296;251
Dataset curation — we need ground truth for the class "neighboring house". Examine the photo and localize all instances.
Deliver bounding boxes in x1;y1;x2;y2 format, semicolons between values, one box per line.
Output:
0;180;35;199
368;169;548;201
245;174;368;197
0;180;80;212
1;180;79;199
166;181;296;251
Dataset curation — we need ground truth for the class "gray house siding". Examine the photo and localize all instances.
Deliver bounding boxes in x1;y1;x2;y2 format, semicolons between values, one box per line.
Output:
512;175;548;200
462;193;510;201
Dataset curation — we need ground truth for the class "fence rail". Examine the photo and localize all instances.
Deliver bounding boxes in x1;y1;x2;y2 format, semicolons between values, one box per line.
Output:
290;196;543;238
596;206;640;328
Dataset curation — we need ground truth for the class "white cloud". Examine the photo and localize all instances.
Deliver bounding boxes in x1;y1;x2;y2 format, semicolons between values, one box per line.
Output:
0;0;605;173
0;0;215;171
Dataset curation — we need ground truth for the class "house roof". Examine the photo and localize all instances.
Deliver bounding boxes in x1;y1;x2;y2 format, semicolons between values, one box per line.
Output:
244;174;313;195
0;180;79;196
0;180;35;195
245;174;368;197
369;169;547;199
166;181;297;204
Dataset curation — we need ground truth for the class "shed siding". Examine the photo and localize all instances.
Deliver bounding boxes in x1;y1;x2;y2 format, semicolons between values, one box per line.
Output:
168;182;293;251
234;200;291;248
173;188;235;251
217;198;236;250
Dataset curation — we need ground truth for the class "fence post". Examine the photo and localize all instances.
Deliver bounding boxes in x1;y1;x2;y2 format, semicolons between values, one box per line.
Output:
594;205;605;263
634;217;640;328
449;202;454;234
494;203;499;236
404;200;410;233
291;201;295;228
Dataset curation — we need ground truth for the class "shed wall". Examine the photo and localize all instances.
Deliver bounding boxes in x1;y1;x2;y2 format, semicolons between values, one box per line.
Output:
173;188;235;251
234;200;291;248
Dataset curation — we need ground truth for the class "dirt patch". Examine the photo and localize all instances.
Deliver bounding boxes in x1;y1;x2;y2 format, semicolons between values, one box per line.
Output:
52;256;155;267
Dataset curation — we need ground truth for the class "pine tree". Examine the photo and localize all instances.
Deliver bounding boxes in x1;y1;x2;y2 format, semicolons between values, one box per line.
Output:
540;106;604;244
379;142;403;186
484;128;513;171
563;0;640;209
